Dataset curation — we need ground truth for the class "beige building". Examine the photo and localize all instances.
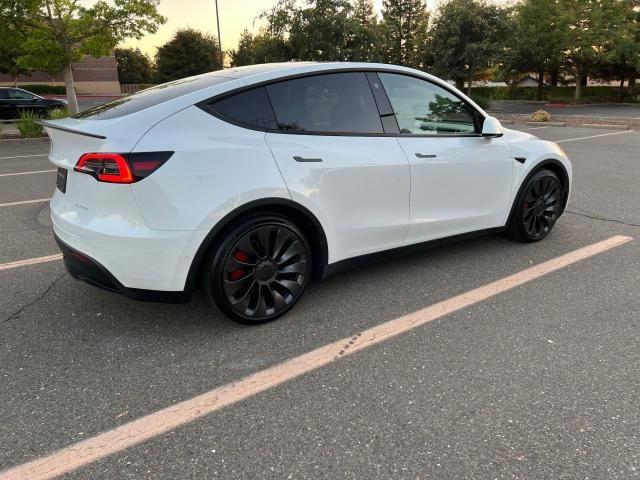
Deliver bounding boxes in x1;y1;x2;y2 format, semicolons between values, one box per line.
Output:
0;55;121;95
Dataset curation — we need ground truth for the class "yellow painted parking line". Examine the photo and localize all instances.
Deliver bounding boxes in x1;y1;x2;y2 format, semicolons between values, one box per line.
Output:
0;198;49;208
0;254;62;271
0;234;632;480
0;169;56;177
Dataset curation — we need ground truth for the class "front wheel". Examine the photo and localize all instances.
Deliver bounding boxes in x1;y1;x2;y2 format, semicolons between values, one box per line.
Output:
204;215;311;324
506;169;564;242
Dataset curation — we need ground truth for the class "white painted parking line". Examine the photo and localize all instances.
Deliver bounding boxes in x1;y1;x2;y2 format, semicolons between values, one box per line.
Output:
0;254;62;271
0;198;49;208
0;235;631;480
557;130;633;143
0;154;48;160
0;169;56;177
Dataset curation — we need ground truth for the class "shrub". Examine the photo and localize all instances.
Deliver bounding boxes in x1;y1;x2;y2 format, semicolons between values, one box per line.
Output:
471;96;490;110
17;110;44;137
529;110;551;122
19;84;67;95
48;107;71;120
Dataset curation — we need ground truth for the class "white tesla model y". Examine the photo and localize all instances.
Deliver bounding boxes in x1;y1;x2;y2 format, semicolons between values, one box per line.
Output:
43;62;572;323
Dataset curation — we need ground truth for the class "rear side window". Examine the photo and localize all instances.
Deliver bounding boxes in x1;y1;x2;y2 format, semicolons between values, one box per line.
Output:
209;87;277;129
0;90;8;99
265;73;383;134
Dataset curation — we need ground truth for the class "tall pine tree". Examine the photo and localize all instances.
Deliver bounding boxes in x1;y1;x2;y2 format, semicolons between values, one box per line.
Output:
348;0;380;61
380;0;429;68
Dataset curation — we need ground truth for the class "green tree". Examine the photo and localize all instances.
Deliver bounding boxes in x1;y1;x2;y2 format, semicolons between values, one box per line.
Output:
380;0;429;68
590;0;640;91
559;0;630;99
347;0;381;62
1;0;165;113
229;28;292;66
114;47;154;84
288;0;354;61
429;0;509;94
154;28;222;82
502;0;566;101
0;2;30;86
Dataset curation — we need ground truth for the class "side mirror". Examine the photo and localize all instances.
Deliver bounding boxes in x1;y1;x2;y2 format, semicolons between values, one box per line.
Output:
482;116;504;138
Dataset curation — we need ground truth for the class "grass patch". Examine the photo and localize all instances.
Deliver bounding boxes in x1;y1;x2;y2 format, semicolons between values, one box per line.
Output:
48;107;71;120
17;110;44;138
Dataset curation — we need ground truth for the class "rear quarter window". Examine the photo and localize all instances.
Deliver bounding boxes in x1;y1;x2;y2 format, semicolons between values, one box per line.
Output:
205;87;278;130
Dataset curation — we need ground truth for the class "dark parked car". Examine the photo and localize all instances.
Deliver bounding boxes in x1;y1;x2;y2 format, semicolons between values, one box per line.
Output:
0;87;68;119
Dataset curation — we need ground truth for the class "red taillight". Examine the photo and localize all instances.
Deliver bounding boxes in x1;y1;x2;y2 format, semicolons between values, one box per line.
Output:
74;151;173;183
75;153;134;184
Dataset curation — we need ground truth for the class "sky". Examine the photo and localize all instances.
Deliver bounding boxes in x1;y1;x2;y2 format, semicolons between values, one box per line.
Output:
122;0;450;57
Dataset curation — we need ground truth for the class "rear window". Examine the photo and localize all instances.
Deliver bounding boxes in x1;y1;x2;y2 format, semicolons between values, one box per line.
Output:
208;87;277;129
74;74;234;120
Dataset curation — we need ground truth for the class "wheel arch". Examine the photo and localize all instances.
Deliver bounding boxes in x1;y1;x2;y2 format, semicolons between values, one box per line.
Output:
184;198;329;295
506;158;570;227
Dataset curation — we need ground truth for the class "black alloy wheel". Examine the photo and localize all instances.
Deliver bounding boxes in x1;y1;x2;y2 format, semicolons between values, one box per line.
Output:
206;215;311;324
507;169;564;242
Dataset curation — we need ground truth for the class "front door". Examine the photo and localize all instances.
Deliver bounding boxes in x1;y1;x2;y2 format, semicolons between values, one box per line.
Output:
377;73;513;245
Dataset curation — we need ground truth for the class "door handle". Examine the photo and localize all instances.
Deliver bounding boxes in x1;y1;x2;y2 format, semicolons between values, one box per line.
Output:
293;156;323;163
415;153;437;159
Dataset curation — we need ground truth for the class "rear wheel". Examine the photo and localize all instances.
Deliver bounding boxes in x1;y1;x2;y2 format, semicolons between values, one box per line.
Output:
506;169;563;242
204;215;311;324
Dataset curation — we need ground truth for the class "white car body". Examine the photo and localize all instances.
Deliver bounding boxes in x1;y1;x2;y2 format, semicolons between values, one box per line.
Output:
44;62;572;305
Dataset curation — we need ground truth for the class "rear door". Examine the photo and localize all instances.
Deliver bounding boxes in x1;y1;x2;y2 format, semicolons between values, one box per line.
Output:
264;72;410;263
377;73;513;245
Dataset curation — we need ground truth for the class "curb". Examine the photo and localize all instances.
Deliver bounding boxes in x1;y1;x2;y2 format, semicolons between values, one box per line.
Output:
0;136;49;145
526;121;567;127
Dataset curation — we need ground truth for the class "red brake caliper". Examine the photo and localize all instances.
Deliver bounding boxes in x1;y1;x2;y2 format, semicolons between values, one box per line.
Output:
229;250;249;280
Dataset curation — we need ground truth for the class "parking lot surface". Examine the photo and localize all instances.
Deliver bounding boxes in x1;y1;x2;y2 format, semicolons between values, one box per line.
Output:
1;126;639;479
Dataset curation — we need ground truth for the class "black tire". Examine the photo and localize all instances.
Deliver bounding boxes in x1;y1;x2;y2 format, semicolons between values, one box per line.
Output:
506;169;563;242
203;214;312;324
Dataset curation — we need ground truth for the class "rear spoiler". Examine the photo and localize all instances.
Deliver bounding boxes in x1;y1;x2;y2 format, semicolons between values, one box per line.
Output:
38;120;107;140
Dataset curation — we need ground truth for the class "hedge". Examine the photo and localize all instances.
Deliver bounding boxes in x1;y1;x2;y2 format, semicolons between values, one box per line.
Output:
472;85;640;103
18;84;67;95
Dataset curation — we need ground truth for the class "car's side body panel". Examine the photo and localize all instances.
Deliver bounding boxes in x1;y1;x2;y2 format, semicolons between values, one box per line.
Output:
502;128;573;208
396;135;514;245
129;106;291;231
266;133;410;263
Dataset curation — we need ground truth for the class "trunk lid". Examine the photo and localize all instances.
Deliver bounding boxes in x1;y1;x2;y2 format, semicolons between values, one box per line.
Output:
43;118;143;236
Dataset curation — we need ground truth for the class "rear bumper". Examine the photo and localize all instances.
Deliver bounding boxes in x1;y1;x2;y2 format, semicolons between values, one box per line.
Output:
55;233;191;304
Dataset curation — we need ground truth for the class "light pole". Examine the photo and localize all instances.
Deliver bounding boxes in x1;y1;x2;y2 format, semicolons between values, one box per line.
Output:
215;0;223;68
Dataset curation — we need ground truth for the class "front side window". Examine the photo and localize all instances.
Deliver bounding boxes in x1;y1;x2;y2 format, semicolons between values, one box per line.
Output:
266;73;383;134
378;73;477;135
209;87;277;130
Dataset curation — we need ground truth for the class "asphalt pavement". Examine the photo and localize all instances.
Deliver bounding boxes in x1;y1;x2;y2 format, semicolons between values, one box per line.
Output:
0;126;639;479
